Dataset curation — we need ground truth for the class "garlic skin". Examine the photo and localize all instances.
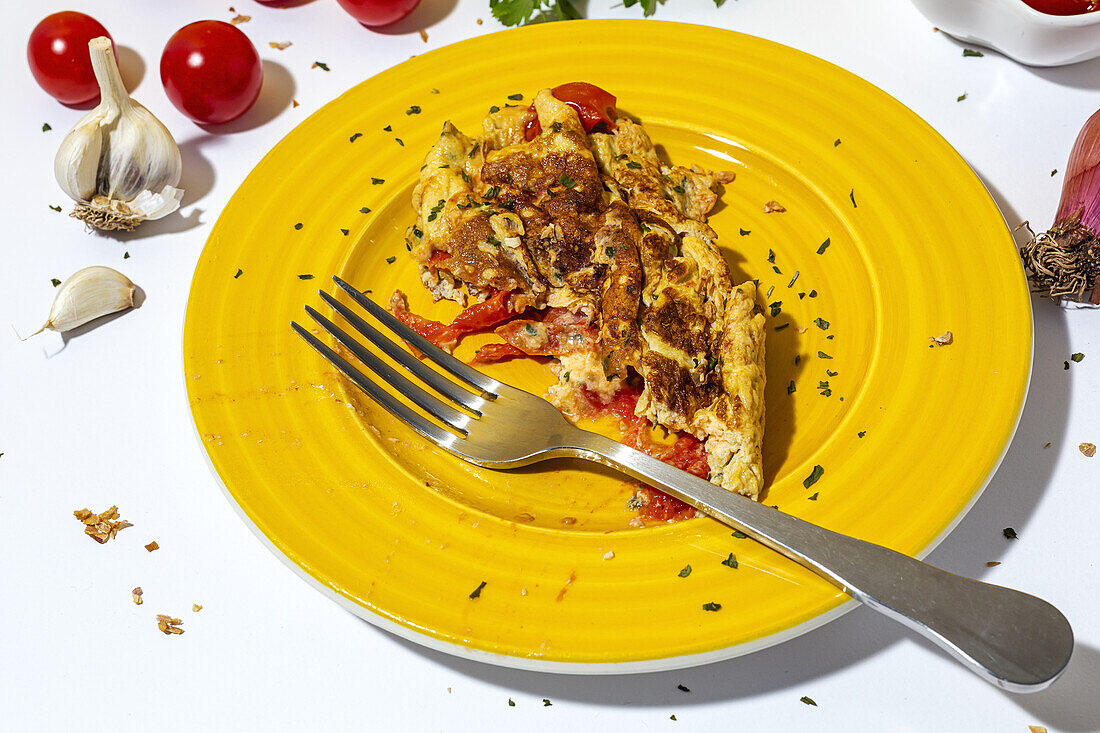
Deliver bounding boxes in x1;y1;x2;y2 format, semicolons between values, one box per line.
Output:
28;266;136;337
54;37;183;231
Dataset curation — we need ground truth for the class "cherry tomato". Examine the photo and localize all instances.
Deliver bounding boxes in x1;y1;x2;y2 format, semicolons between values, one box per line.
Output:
27;12;112;105
334;0;422;27
160;21;263;125
523;82;618;140
1020;0;1098;13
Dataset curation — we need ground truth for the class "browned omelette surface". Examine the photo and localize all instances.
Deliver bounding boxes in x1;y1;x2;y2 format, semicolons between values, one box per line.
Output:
404;88;766;500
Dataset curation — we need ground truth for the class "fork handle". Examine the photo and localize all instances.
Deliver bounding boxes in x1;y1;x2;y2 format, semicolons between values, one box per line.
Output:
571;431;1073;693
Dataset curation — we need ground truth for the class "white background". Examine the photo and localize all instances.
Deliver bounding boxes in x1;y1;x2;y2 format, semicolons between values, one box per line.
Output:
2;0;1098;731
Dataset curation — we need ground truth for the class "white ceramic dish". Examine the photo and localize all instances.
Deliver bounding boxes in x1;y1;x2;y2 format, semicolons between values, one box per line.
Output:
910;0;1100;66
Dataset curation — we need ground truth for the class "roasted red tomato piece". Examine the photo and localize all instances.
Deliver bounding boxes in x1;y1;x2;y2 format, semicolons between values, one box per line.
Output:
523;82;617;140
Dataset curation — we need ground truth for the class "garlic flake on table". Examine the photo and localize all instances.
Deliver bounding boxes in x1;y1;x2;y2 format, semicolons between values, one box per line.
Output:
25;266;136;337
54;37;183;231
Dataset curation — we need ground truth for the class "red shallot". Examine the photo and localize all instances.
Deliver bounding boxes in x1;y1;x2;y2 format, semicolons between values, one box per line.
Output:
1020;109;1100;304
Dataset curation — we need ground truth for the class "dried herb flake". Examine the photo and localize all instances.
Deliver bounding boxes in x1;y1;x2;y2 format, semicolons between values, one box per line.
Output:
803;464;824;489
702;602;722;612
51;278;62;287
720;553;738;569
349;132;362;143
817;238;831;255
814;317;830;330
678;565;692;578
801;696;818;706
406;105;422;115
386;256;397;264
312;61;330;71
1003;527;1018;540
469;581;487;599
963;48;984;57
297;274;314;280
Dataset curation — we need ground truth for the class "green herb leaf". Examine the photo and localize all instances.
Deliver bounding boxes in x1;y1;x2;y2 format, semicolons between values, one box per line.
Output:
817;238;831;255
827;369;838;376
360;207;372;214
626;161;642;169
962;48;984;57
957;92;968;102
508;699;515;707
677;683;691;692
739;228;751;236
809;289;818;298
42;123;52;132
427;199;446;223
800;696;817;706
349;132;362;143
1003;527;1018;540
294;222;303;230
702;602;722;612
802;464;824;489
672;184;686;194
817;351;833;359
720;553;738;569
341;228;349;236
406;105;421;115
670;715;678;721
731;530;748;539
487;236;502;247
123;251;130;259
313;61;330;71
542;699;552;707
49;204;62;212
386;256;397;264
490;0;539;27
484;185;500;200
489;105;501;114
1071;352;1085;362
508;93;523;101
808;492;819;501
51;278;62;287
787;380;796;394
769;301;782;317
858;430;866;438
814;317;830;330
371;178;385;185
1051;169;1058;177
298;274;314;280
849;189;857;208
559;173;576;188
787;271;800;288
469;581;487;599
383;125;392;132
678;565;692;578
767;249;776;263
234;268;243;279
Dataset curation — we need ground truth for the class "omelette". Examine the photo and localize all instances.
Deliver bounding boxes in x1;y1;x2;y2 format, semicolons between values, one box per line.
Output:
395;85;766;510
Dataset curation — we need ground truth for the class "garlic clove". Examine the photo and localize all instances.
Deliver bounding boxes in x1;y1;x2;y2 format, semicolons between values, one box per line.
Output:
26;266;137;337
54;37;184;232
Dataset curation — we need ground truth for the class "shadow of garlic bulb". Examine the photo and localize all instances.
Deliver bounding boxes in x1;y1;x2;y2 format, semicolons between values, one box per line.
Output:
54;36;183;231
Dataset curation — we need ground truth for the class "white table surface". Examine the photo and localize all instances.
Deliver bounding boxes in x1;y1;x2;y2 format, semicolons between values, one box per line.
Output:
2;1;1098;730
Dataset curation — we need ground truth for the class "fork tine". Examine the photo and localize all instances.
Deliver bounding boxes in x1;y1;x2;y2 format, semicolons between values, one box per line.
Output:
302;306;473;434
291;321;460;447
317;290;484;413
332;276;501;394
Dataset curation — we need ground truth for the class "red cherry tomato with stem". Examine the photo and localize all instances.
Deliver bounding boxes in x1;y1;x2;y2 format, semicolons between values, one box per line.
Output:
27;12;113;105
523;82;618;140
160;21;263;125
334;0;422;27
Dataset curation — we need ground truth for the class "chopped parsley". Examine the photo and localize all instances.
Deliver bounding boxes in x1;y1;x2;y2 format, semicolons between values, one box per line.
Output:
962;48;984;57
508;93;523;100
800;696;817;706
234;268;243;279
543;699;552;707
732;530;748;539
508;699;515;706
489;105;500;114
469;581;487;599
814;317;830;330
769;301;782;317
386;256;397;264
808;492;819;501
341;228;349;236
817;238;831;255
349;132;362;143
802;464;824;489
827;369;838;376
1071;352;1085;362
1051;169;1058;177
297;274;314;280
371;178;385;185
957;92;968;102
849;189;857;208
678;565;692;578
48;204;62;212
677;684;690;692
383;125;392;132
787;380;796;394
720;553;738;569
50;278;61;287
559;173;576;188
672;183;686;194
817;351;833;359
469;142;480;157
767;249;776;263
787;271;800;288
702;602;722;612
360;207;372;214
123;252;130;259
626;161;642;169
460;170;472;184
427;199;446;222
739;228;751;236
857;430;866;438
487;236;502;247
772;265;782;274
394;136;404;146
1003;527;1018;540
809;289;818;298
294;222;303;230
406;105;422;115
484;185;500;199
313;61;330;71
834;138;842;147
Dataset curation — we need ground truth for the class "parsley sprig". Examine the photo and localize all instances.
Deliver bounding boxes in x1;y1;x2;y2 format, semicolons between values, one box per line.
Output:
491;0;724;26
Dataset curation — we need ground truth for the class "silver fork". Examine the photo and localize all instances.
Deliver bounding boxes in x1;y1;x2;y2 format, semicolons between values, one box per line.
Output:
292;275;1073;693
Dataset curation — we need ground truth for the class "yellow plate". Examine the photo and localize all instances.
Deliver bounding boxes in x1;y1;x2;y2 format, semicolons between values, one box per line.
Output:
183;21;1031;671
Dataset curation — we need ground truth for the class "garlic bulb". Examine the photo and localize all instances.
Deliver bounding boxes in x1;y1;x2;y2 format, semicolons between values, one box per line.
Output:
54;37;183;231
25;266;136;337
